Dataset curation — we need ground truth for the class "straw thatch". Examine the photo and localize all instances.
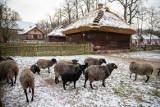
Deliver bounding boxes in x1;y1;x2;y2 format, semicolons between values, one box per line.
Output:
63;8;136;35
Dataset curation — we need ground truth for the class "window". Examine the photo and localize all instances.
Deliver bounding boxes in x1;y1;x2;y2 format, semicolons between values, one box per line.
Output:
34;30;36;32
38;35;43;39
27;35;33;39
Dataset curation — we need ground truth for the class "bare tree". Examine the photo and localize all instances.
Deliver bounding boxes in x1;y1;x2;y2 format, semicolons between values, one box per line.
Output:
127;0;141;24
0;0;20;43
109;0;129;21
137;6;147;36
62;0;73;24
109;0;142;24
147;6;160;44
82;0;92;13
72;0;79;19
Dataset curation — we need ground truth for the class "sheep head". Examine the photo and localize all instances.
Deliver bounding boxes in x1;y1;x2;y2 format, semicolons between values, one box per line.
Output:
106;63;117;72
72;59;79;64
99;58;106;65
51;58;57;64
30;65;40;74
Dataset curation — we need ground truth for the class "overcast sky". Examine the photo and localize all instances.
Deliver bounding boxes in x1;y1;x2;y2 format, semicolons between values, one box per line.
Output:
7;0;160;23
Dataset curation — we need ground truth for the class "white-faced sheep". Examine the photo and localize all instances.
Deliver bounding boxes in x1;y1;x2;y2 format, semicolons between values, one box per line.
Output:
84;57;106;67
0;60;19;86
60;66;82;90
36;58;57;73
129;62;153;82
54;62;87;84
20;68;35;102
84;63;117;89
30;64;40;74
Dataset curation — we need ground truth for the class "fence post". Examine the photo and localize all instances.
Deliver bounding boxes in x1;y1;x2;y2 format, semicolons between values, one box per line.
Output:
83;44;86;54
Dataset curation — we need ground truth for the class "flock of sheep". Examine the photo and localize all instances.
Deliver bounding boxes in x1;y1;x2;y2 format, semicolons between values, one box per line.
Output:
0;56;158;104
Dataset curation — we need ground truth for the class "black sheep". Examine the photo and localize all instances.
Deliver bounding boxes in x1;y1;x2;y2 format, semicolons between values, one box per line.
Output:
79;63;88;75
61;67;82;90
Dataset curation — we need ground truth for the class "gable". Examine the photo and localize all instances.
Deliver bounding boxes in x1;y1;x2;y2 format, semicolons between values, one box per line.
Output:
25;27;44;35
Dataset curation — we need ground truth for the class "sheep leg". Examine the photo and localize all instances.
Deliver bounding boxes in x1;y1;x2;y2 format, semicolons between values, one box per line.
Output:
31;88;34;102
14;74;17;84
90;81;94;89
63;81;67;90
134;74;137;81
24;89;29;102
55;77;59;84
6;78;10;83
145;75;149;83
74;81;76;89
10;78;14;86
130;73;132;78
48;67;50;73
102;80;105;87
84;72;88;88
84;79;87;88
29;88;31;93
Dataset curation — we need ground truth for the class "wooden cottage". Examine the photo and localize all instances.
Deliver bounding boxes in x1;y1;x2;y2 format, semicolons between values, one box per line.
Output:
63;5;136;50
47;27;66;42
16;21;45;43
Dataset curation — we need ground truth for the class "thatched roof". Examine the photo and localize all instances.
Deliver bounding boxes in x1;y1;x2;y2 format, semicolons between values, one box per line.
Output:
63;8;136;35
47;27;65;37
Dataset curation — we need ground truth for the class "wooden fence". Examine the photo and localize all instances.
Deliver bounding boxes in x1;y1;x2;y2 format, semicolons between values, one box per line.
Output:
130;44;160;51
0;43;93;56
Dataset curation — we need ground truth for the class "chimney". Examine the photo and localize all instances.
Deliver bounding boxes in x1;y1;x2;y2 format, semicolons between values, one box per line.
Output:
98;3;103;10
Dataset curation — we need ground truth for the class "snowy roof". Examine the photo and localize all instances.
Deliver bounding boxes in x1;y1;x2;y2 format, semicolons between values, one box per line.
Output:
63;8;135;35
132;34;160;40
47;27;65;37
16;21;36;34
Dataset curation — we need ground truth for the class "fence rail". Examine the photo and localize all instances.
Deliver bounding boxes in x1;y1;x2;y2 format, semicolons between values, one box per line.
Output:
0;43;93;56
130;44;160;51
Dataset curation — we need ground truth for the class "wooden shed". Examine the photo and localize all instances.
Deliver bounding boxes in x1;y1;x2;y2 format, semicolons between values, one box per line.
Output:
63;6;136;50
47;27;66;42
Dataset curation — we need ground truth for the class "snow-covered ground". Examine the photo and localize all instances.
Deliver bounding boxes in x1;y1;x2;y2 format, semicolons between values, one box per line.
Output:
1;51;160;107
111;50;160;62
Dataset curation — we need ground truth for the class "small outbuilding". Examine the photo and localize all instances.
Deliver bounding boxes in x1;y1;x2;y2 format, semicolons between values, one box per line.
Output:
47;27;66;42
63;5;136;50
132;33;160;45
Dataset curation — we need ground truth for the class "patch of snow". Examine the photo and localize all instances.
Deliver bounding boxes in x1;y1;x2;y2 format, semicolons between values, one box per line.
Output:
112;51;160;62
1;52;160;107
